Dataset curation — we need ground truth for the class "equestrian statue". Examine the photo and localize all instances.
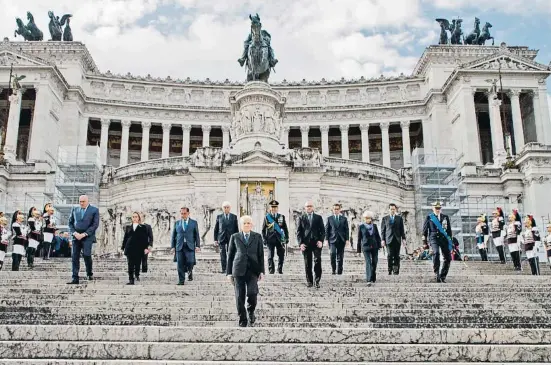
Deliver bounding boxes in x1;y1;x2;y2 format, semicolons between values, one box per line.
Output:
237;13;278;83
48;11;73;41
436;16;494;46
14;12;43;41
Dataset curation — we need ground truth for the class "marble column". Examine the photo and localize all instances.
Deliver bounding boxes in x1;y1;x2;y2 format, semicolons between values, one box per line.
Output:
28;84;51;161
161;122;171;158
119;119;131;166
360;124;370;163
202;125;211;147
182;125;191;157
300;125;309;148
222;125;230;150
487;92;506;163
508;90;525;153
141;121;151;162
421;117;432;151
320;125;329;156
534;87;551;144
463;88;481;164
281;126;289;148
400;120;411;167
3;91;23;162
380;121;391;168
99;118;110;165
340;124;349;160
78;115;89;147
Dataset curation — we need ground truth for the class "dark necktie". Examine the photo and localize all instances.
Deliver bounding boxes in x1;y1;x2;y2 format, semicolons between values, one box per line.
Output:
390;215;394;224
225;214;228;221
335;215;339;223
183;220;188;230
244;233;249;245
80;208;85;220
308;214;312;224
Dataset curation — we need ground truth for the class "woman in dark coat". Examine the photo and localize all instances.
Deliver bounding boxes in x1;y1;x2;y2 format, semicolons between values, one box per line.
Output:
122;212;151;285
357;210;381;286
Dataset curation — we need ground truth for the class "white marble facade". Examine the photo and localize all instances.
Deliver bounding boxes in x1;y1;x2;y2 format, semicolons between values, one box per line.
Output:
0;38;551;253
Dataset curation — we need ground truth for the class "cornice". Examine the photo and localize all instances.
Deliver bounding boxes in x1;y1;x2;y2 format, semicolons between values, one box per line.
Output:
413;44;540;77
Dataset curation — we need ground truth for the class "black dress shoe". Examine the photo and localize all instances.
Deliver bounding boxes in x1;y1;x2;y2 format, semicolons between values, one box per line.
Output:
388;271;392;275
141;269;148;273
135;277;140;282
177;281;185;285
440;277;447;283
307;282;313;288
436;276;442;283
277;269;283;274
127;280;135;285
87;275;93;281
187;271;193;281
248;312;256;325
315;282;320;289
67;280;79;285
238;321;247;327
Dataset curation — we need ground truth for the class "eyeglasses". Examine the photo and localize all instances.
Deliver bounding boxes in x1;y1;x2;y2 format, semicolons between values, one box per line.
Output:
305;205;313;207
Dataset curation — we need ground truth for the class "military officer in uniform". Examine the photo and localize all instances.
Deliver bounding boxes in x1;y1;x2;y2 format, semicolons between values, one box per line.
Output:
422;201;453;283
261;200;289;274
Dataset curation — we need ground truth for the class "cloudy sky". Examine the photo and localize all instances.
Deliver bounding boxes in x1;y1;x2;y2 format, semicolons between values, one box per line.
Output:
1;0;550;86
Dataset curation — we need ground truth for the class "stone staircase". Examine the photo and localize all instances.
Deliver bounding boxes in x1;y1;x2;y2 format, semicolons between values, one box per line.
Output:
0;250;550;364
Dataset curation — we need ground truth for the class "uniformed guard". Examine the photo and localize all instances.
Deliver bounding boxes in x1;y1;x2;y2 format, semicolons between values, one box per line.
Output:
490;207;506;264
521;215;541;275
506;209;523;271
544;223;551;269
261;200;289;274
422;201;453;283
475;214;489;261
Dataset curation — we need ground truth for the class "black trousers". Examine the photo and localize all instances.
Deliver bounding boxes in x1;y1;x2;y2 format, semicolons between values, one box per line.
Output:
26;247;36;267
267;241;285;273
11;253;23;271
510;251;521;270
176;250;189;283
218;241;228;272
329;243;345;274
387;243;401;274
127;255;143;280
496;245;506;263
478;248;488;261
528;256;540;275
431;240;451;279
234;273;259;323
302;246;322;284
141;253;148;272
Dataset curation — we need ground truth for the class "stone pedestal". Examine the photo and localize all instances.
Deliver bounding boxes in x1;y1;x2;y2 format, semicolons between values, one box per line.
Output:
229;82;286;155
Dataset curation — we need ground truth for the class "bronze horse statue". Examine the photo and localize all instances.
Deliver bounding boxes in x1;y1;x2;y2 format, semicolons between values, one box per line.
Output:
464;17;480;45
14;12;43;41
477;22;494;45
239;14;273;83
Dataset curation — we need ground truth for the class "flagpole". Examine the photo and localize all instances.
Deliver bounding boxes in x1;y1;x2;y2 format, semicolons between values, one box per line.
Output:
0;63;13;163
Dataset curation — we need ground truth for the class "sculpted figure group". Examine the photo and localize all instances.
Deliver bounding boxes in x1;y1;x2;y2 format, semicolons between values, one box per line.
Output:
14;10;73;42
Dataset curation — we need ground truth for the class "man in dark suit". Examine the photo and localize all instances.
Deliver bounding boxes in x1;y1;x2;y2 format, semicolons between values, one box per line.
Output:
227;215;265;327
422;201;453;283
325;203;350;275
171;207;201;285
67;195;99;284
213;201;239;273
262;200;289;274
140;213;153;273
380;203;406;275
296;200;325;288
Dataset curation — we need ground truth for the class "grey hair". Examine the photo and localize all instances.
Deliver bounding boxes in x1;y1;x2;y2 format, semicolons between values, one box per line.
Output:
222;201;231;208
240;215;253;225
362;210;374;218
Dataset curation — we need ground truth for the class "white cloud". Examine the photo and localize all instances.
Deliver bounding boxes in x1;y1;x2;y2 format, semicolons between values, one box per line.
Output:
548;94;551;122
427;0;551;14
0;0;549;83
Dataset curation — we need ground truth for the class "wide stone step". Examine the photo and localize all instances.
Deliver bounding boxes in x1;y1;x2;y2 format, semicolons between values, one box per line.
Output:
0;313;548;328
0;359;549;365
2;325;550;344
0;341;550;362
3;298;546;309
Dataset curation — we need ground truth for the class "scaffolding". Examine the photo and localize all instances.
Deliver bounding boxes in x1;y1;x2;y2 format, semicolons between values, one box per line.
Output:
411;148;463;249
53;146;101;229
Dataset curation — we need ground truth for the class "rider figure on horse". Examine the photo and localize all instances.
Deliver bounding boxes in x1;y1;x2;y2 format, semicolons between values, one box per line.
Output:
238;14;278;68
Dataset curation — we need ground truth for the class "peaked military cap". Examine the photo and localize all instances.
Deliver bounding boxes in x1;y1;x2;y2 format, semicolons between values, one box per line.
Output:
432;201;442;208
269;200;279;206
